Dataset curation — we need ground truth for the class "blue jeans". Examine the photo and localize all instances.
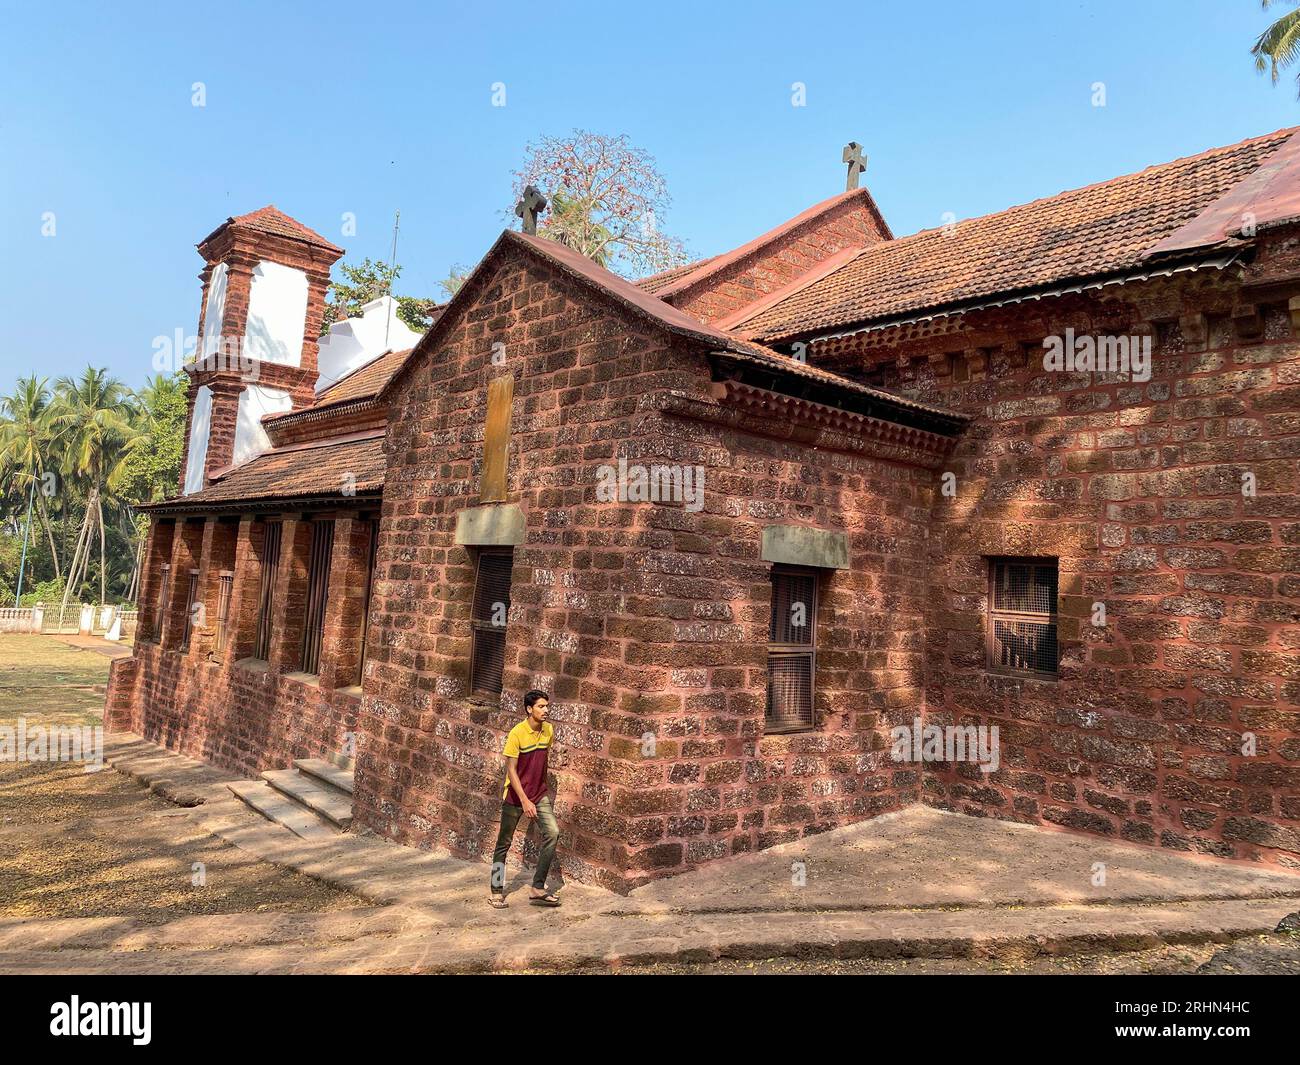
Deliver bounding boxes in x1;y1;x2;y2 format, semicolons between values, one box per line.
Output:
490;796;559;893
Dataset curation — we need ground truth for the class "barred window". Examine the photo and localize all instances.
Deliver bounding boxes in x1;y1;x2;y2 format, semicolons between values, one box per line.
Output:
300;519;335;675
767;566;817;731
180;569;200;651
213;571;234;656
252;521;282;661
988;557;1058;676
355;517;380;686
470;549;513;696
152;563;171;643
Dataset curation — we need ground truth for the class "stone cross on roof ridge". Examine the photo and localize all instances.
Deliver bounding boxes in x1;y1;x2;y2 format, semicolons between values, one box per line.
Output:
515;185;548;235
843;141;866;191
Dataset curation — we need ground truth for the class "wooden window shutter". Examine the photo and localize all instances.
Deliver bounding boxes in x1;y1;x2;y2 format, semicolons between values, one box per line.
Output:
152;563;171;643
470;549;513;695
355;517;380;686
253;521;282;661
213;572;234;655
767;567;816;731
987;557;1058;676
300;519;335;675
181;570;200;651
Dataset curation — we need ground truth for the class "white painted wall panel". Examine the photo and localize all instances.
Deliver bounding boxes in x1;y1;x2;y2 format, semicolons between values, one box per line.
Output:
200;263;229;359
244;260;308;366
182;385;213;495
232;385;292;467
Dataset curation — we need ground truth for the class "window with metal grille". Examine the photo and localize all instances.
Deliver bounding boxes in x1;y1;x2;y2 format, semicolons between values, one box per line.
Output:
152;563;171;643
470;549;513;696
988;557;1058;676
180;569;200;651
767;566;816;731
252;521;282;661
213;571;234;655
354;517;380;686
300;519;335;675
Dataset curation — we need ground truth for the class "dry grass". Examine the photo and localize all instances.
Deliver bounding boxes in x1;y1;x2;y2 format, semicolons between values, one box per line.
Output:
0;633;112;726
0;634;363;922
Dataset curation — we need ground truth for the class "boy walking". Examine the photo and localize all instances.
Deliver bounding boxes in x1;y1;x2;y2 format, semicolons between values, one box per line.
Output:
489;689;561;907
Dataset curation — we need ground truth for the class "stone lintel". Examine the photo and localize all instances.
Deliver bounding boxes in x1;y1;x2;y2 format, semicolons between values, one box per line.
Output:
761;525;849;570
455;504;525;546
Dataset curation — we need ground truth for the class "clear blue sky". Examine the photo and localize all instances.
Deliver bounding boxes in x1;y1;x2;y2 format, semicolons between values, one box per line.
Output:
2;0;1297;388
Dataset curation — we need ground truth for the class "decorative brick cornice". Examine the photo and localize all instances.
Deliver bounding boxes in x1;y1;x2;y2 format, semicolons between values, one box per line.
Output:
809;252;1244;366
656;383;960;469
266;396;379;429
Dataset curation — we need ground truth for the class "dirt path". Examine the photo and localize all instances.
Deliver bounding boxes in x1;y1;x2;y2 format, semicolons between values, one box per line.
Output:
0;634;363;923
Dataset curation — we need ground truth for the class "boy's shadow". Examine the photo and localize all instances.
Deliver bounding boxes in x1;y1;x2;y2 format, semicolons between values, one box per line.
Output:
501;820;567;897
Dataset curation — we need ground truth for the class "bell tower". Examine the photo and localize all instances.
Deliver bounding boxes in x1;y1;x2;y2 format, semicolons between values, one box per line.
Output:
180;206;344;494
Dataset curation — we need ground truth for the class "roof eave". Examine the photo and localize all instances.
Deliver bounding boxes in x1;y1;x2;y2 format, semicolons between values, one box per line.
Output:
136;489;383;517
781;249;1245;350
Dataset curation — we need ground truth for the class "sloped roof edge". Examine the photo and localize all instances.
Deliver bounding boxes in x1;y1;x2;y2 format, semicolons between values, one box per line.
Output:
1144;128;1300;257
197;205;345;255
652;186;892;300
377;228;800;404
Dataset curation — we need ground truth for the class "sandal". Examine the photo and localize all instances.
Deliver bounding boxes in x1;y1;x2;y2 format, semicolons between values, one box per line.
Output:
489;895;508;909
528;892;561;907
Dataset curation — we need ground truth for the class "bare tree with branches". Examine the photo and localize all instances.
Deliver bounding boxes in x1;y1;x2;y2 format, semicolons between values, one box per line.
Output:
511;130;689;278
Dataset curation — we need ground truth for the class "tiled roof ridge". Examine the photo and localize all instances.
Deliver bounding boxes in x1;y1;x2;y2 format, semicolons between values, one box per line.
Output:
713;246;868;332
740;125;1299;340
635;255;718;293
377;228;801;404
652;186;891;300
198;204;345;254
894;125;1300;248
314;347;415;401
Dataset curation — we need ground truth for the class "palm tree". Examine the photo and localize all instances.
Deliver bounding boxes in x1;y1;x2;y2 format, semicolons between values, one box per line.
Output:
538;190;616;268
0;375;62;583
118;372;188;599
1253;1;1300;93
48;368;137;609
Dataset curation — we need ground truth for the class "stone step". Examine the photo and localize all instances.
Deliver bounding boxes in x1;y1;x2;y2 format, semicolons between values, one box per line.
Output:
226;781;340;840
294;758;354;795
262;769;353;829
326;751;355;772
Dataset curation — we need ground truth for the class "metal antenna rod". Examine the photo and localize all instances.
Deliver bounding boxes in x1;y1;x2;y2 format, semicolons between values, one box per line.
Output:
385;210;400;349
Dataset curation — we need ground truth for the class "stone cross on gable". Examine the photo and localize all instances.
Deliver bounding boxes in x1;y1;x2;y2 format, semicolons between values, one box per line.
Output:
515;185;548;235
843;141;866;191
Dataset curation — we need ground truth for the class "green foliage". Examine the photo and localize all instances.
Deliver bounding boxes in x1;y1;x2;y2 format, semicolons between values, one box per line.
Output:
0;531;21;597
543;191;615;268
119;372;187;504
438;265;469;300
18;575;64;608
320;259;440;338
1254;1;1300;94
0;366;184;606
512;129;689;277
396;296;440;333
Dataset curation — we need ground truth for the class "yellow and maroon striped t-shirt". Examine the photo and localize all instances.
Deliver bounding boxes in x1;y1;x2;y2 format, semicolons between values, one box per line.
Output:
501;719;554;806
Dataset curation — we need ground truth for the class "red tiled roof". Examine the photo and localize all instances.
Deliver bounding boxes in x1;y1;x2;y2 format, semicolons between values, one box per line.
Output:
379;227;958;429
650;187;891;302
199;205;344;254
741;127;1300;341
636;256;717;294
1147;128;1300;255
142;434;385;510
381;229;802;405
314;348;416;406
